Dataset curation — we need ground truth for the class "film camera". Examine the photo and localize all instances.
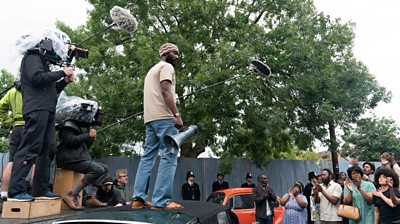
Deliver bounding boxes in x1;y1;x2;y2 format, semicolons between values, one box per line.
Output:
38;39;89;65
56;92;102;127
67;44;89;64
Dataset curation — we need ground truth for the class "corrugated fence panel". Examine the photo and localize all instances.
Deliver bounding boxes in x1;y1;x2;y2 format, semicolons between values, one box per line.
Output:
96;157;321;201
0;152;10;173
320;160;381;176
0;153;379;202
99;156;138;190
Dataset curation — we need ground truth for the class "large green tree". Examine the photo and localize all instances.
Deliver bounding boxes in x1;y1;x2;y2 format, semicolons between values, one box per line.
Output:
342;117;400;161
57;0;389;172
257;5;390;177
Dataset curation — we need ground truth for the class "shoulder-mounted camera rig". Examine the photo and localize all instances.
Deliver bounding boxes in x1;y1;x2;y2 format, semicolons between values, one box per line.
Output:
31;38;89;67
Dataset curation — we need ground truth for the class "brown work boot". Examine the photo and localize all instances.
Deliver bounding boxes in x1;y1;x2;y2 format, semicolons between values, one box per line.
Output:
62;193;83;210
85;197;107;207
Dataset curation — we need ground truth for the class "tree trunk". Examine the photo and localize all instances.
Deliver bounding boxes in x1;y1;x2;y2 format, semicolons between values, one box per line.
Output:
328;121;340;181
180;141;205;158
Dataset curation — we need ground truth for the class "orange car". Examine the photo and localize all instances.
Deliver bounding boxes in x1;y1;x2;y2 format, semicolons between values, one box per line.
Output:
207;188;284;224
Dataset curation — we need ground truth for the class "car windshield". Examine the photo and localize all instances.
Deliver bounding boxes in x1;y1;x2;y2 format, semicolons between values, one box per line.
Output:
53;210;198;224
206;192;226;205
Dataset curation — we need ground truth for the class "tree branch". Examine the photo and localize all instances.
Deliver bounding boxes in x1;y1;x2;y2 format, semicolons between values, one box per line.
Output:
155;2;169;33
253;11;265;24
156;15;169;33
172;14;180;27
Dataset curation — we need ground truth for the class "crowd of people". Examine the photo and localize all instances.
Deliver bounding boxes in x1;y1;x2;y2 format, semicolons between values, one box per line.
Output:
298;155;400;224
179;159;400;224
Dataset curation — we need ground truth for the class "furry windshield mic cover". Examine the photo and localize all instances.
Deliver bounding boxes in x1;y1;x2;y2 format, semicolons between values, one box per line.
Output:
110;6;138;33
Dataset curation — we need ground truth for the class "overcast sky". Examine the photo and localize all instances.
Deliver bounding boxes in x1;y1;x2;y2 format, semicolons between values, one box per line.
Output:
0;0;92;75
1;0;399;129
314;0;400;124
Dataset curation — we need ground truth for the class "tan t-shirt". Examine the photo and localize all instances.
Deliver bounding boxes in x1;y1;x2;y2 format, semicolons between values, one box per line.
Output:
143;61;176;123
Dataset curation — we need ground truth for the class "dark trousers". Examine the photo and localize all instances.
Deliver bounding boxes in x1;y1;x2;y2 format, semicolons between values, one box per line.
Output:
61;160;109;186
256;215;272;224
8;125;25;162
9;111;56;197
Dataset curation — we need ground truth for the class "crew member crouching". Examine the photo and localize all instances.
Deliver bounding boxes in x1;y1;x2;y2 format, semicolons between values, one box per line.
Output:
56;120;108;210
96;177;125;207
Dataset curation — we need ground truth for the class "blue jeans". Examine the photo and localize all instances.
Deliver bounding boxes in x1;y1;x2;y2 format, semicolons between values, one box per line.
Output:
256;215;272;224
132;119;178;207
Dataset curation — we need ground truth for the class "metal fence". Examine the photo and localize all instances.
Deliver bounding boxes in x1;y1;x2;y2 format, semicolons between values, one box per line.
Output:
0;153;379;201
97;156;321;201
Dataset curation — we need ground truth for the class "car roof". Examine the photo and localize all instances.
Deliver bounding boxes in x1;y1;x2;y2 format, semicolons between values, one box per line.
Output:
211;188;281;202
178;200;230;222
214;188;253;195
53;201;230;224
55;219;151;224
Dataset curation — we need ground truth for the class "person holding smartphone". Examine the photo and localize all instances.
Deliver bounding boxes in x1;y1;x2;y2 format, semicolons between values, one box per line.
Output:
372;168;400;224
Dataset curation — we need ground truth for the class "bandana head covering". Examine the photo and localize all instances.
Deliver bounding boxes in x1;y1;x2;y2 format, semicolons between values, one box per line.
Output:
159;43;179;57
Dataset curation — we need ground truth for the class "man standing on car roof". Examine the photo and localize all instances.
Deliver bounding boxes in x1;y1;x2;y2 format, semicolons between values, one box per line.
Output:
131;43;183;210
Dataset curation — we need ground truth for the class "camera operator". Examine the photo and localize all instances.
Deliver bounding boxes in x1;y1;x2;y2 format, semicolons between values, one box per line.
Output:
8;29;75;201
56;120;109;210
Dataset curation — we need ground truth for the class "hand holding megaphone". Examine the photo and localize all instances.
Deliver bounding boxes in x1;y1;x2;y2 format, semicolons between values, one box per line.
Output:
164;125;199;154
174;114;184;130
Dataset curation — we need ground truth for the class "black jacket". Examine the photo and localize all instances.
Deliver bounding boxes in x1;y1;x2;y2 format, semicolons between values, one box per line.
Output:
20;50;68;115
96;186;125;206
56;121;93;167
303;182;313;224
182;182;200;201
212;180;229;192
241;182;256;188
253;183;277;219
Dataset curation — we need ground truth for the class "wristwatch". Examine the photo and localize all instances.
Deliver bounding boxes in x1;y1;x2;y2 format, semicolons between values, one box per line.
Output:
174;112;180;117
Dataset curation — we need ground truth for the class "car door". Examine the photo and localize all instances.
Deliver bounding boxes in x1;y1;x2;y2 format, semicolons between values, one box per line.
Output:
227;193;255;223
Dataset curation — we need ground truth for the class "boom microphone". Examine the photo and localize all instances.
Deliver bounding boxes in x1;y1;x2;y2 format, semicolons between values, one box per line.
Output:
98;59;272;133
250;59;271;77
76;6;138;47
110;6;138;33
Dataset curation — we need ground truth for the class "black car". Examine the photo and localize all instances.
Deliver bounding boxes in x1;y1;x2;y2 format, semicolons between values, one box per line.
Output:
52;201;238;224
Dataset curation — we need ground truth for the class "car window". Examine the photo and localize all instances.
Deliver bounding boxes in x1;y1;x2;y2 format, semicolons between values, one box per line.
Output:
229;194;255;210
206;192;226;205
217;211;229;224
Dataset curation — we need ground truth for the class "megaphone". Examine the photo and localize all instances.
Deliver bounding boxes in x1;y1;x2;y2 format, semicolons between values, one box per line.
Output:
164;125;199;154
